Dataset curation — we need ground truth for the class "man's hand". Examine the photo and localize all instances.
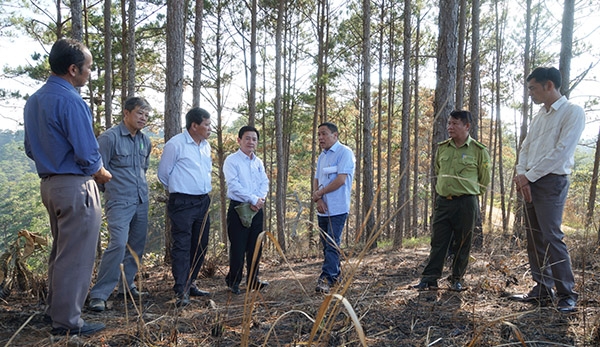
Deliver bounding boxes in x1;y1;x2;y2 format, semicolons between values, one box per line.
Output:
93;167;112;184
312;189;323;202
252;198;265;211
316;198;327;214
513;174;532;203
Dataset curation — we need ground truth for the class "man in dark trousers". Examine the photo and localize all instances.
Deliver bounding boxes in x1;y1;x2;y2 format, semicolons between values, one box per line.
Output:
223;126;270;294
158;107;213;307
511;67;585;313
412;110;490;292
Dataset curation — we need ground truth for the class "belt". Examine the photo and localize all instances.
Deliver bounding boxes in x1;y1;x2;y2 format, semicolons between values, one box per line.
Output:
41;174;87;179
170;192;208;199
445;194;474;200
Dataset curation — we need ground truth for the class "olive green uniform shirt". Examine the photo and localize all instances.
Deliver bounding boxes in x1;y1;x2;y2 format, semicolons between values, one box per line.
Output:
435;136;491;197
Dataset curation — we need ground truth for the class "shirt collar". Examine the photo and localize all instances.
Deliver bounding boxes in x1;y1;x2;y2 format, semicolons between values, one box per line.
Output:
551;95;567;112
237;149;254;160
323;140;341;154
450;135;472;148
183;129;205;145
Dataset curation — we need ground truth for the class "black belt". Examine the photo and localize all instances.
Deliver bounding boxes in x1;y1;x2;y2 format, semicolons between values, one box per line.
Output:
444;194;474;200
170;192;208;199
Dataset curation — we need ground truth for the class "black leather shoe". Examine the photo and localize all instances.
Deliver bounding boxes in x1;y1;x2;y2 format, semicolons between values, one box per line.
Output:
411;280;438;291
557;298;577;313
509;288;554;303
250;280;269;291
189;286;211;297
51;321;105;336
88;298;107;312
176;293;190;307
229;284;241;295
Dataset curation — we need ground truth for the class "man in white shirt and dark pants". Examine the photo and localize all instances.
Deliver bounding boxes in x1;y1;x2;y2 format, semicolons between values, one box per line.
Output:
513;67;585;313
223;126;270;294
158;107;213;307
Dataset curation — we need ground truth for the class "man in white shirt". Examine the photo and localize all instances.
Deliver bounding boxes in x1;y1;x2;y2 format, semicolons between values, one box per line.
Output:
512;67;585;313
158;107;213;307
223;126;270;294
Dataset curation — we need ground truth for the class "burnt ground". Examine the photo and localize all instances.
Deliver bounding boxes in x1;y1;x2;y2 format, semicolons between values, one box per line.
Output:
2;244;600;346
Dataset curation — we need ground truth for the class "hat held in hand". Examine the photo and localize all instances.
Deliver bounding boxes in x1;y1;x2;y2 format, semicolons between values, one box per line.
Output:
234;202;258;228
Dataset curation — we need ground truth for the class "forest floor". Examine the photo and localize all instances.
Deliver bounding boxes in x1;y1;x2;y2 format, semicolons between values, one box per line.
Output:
2;241;600;347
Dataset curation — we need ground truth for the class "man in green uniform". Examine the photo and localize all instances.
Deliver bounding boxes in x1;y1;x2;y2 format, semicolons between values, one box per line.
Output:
413;110;491;291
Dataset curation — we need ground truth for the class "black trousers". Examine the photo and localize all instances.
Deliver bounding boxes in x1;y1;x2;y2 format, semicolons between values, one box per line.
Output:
168;193;210;294
225;200;263;287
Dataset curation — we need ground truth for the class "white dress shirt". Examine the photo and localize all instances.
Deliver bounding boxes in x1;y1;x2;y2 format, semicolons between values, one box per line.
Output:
223;149;269;205
516;95;585;182
157;129;212;195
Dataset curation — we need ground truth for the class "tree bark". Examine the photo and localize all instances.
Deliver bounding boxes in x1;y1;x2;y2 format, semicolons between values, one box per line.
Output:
103;0;113;129
274;0;287;253
559;0;574;98
163;0;186;262
362;0;375;248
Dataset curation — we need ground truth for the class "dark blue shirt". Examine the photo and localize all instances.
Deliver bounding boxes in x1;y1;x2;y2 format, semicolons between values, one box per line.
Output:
98;122;151;203
24;75;103;177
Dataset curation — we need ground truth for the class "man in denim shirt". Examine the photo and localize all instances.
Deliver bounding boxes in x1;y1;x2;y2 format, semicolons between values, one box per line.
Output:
24;38;111;336
88;97;152;312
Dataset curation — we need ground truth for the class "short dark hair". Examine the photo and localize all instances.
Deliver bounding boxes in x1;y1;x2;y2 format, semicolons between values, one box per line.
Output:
449;110;472;125
49;38;89;75
185;107;210;130
124;96;151;112
318;122;338;134
527;67;561;90
238;125;259;141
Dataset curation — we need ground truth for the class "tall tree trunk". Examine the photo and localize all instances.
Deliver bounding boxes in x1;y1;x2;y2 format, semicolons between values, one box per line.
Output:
412;10;422;237
362;0;375;247
455;0;467;108
104;0;112;129
212;2;228;245
248;0;257;126
310;0;329;248
559;0;574;98
386;7;396;239
71;0;83;41
513;0;532;241
192;0;204;107
587;127;600;242
164;0;186;262
121;0;127;107
376;0;384;232
274;0;287;253
431;0;459;210
127;0;136;96
469;0;483;248
394;0;411;249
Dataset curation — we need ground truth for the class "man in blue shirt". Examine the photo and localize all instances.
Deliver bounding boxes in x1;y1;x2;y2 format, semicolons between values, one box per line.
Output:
88;97;153;312
24;38;112;336
312;122;356;294
223;126;270;294
158;107;212;307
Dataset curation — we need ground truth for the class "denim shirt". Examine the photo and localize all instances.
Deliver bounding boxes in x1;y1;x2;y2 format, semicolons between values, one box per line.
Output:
24;75;103;177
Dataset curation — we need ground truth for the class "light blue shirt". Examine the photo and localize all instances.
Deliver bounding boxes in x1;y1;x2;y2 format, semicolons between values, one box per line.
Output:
157;130;212;195
223;149;269;205
315;141;355;216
